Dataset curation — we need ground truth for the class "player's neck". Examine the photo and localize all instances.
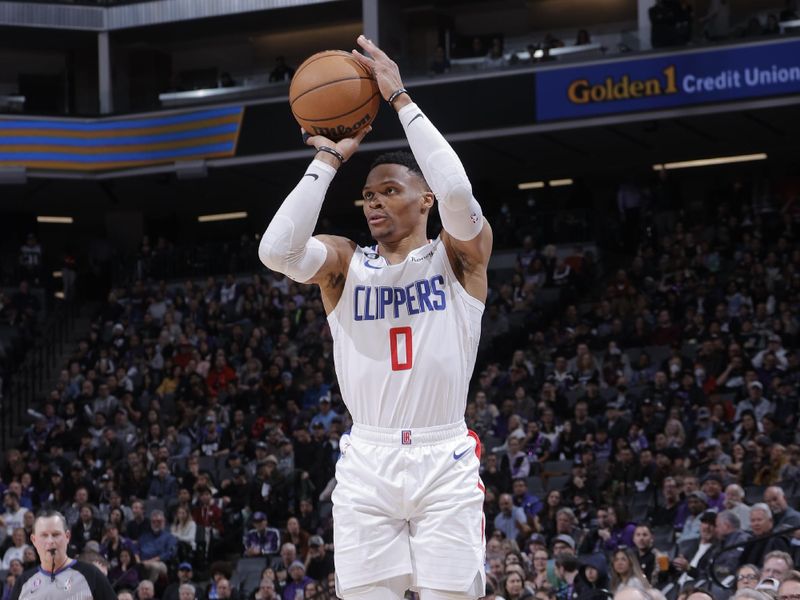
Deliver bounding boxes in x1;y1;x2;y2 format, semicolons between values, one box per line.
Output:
376;233;429;265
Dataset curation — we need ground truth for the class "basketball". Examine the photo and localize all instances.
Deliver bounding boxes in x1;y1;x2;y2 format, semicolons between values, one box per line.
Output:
289;50;380;141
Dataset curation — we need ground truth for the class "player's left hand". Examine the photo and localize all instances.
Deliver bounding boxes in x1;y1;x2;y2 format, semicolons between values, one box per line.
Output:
352;34;404;102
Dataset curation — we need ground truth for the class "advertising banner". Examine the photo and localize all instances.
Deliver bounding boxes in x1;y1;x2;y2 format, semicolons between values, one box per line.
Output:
536;38;800;122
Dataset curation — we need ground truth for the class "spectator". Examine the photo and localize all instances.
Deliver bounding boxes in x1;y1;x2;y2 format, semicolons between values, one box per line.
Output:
763;486;800;531
170;506;197;557
136;580;156;600
736;564;761;591
252;578;278;600
191;487;224;554
484;38;506;69
280;518;308;560
673;511;718;587
778;572;800;600
1;528;30;569
740;503;791;566
700;0;731;40
178;584;195;600
215;579;236;600
494;493;531;543
126;500;150;542
268;57;294;83
138;510;177;582
609;548;650;593
499;571;532;600
574;553;609;598
761;550;793;580
70;504;104;554
281;561;311;600
574;29;591;45
780;0;798;21
149;462;179;500
677;491;709;543
2;492;27;537
429;45;450;75
724;484;752;531
162;564;199;600
554;552;580;598
303;535;333;582
18;233;42;284
269;543;296;583
632;525;657;582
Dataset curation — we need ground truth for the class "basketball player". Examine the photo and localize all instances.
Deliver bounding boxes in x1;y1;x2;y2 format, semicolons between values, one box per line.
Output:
258;35;492;600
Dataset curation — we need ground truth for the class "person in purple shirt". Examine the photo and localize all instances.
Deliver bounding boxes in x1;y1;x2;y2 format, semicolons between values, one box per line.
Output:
511;478;543;520
673;475;700;532
243;512;280;556
701;473;726;511
600;505;637;552
282;561;312;600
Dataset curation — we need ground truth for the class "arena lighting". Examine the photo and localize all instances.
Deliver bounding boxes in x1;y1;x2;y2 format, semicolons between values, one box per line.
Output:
549;178;574;187
54;291;65;300
197;211;248;223
653;152;768;171
354;199;365;207
517;181;545;190
37;216;73;224
52;271;63;279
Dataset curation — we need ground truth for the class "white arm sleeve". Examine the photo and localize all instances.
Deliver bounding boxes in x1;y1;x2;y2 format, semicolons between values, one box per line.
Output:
398;102;483;241
258;159;335;283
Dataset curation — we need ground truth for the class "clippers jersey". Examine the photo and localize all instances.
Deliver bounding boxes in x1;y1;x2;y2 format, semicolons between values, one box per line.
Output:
327;238;484;428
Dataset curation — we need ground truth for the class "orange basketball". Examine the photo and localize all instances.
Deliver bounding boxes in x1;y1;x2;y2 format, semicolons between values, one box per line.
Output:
289;50;380;141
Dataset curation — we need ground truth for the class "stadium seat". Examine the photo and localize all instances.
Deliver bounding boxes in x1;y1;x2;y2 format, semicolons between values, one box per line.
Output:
526;476;545;497
542;460;573;474
545;474;570;492
652;525;674;552
744;484;767;505
145;498;166;515
198;455;217;474
230;557;267;598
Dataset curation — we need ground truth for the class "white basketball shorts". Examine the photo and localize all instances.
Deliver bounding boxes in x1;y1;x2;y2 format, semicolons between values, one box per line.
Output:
332;420;486;595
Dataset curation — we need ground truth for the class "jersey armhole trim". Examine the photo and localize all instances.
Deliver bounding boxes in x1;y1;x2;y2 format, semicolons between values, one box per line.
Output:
437;239;485;312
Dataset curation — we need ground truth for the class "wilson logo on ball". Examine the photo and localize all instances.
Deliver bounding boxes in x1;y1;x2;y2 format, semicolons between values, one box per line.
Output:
311;113;372;138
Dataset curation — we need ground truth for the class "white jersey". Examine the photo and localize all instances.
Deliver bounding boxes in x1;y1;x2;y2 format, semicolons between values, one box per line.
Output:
327;237;484;428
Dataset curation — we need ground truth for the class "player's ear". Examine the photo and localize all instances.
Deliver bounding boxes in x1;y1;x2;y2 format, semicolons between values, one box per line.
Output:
420;191;434;212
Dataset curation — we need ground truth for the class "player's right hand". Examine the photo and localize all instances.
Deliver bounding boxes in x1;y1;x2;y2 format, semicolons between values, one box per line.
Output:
302;125;372;165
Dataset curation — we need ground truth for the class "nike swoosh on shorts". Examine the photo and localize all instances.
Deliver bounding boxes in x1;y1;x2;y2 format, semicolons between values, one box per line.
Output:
453;448;471;461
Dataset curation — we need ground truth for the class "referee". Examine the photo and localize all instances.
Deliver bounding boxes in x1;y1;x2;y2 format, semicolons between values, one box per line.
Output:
10;510;116;600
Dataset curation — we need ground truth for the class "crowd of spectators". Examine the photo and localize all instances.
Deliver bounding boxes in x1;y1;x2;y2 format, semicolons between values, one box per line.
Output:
0;170;798;600
650;0;798;48
0;233;48;405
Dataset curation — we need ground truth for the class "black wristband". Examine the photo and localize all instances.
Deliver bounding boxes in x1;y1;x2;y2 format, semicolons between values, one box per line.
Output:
316;146;344;165
388;88;408;104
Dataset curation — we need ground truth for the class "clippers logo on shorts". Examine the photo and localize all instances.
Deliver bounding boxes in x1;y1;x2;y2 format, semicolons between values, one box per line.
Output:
401;430;412;445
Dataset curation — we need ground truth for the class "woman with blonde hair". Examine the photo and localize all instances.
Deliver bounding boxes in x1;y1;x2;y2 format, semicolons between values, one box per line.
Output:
664;418;686;448
610;547;651;593
171;505;197;555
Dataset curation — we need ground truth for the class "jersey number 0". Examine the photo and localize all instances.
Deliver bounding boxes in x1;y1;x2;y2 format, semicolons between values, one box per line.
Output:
389;327;413;371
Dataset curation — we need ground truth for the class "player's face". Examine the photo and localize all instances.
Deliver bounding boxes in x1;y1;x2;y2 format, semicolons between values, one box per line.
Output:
362;164;432;243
